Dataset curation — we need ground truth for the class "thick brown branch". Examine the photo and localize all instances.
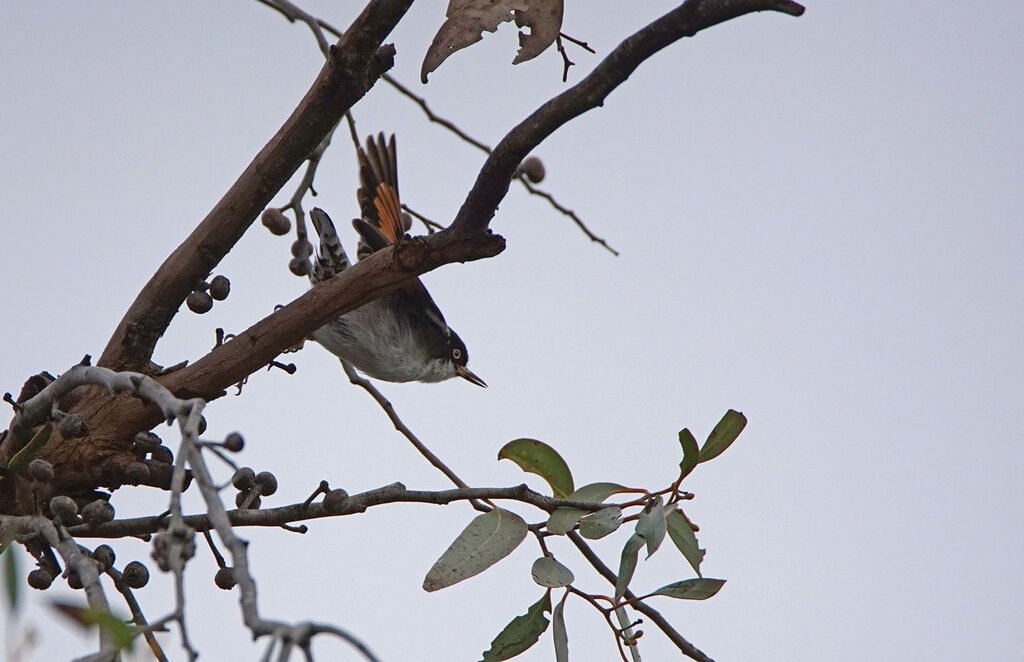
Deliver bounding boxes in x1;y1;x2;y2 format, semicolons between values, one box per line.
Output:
447;0;804;240
160;231;504;402
97;0;415;373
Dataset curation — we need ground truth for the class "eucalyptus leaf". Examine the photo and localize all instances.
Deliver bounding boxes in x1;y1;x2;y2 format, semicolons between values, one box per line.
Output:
666;511;705;577
423;508;528;592
546;482;630;534
7;424;52;473
52;602;135;651
546;508;585;536
651;578;726;600
481;592;552;661
498;438;574;498
699;409;746;463
531;556;574;588
579;506;623;540
569;482;630;502
90;611;136;651
615;533;645;601
677;428;699;481
552;591;569;662
635;496;667;558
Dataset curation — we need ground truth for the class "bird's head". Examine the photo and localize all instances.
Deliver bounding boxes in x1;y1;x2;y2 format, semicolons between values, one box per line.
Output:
448;330;486;387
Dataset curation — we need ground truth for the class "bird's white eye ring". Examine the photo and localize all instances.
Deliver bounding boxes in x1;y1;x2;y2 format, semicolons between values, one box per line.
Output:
452;348;462;360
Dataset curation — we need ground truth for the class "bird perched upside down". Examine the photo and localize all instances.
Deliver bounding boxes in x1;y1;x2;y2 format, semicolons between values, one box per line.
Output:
308;133;485;387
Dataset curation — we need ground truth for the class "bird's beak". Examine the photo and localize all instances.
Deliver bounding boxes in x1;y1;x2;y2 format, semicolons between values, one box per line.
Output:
456;364;487;388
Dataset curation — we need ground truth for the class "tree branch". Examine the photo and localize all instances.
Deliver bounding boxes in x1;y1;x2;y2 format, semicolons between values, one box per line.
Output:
9;0;802;497
568;531;714;662
65;484;606;539
97;0;415;373
159;229;504;402
80;0;801;449
446;0;804;241
340;362;483;506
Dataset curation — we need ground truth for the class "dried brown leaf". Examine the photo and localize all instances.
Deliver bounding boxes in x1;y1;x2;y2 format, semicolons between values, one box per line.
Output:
421;0;527;83
513;0;564;64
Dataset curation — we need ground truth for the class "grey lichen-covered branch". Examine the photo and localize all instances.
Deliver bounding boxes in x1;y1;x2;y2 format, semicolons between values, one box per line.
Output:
3;362;381;662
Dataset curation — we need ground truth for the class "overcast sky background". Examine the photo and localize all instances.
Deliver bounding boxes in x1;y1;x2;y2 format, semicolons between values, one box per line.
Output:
2;2;1022;661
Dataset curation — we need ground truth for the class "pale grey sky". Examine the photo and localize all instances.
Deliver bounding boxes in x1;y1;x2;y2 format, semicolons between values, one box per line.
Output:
2;2;1022;661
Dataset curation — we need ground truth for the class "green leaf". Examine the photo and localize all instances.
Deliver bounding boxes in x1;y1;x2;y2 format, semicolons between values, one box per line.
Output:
635;497;667;558
91;612;136;651
569;482;630;502
666;511;705;577
677;428;699;481
498;439;575;498
546;482;630;534
615;534;645;601
2;542;19;612
52;602;136;651
545;509;582;536
699;410;746;463
650;578;726;600
552;591;569;662
423;508;528;592
578;506;622;540
7;424;52;474
531;556;574;588
481;592;552;661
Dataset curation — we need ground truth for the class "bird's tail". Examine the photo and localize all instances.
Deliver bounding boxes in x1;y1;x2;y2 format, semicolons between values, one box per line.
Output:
355;133;412;260
310;207;351;282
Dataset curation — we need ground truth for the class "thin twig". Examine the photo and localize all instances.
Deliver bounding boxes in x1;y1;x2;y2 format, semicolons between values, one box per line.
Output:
402;204;445;233
341;361;489;511
182;435;381;662
61;484;609;539
555;35;575;82
280;125;337;251
382;72;618;253
254;0;343;56
107;565;171;662
52;525;113;651
567;531;714;662
559;32;596;53
382;74;492;153
567;585;631;662
517;175;619;255
344;111;360;150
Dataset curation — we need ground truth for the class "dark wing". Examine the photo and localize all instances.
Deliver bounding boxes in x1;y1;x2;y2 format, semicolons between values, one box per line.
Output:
386;284;452;356
355;133;409;259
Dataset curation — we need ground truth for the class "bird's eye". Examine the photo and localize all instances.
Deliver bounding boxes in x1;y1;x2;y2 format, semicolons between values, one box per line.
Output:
452;348;462;360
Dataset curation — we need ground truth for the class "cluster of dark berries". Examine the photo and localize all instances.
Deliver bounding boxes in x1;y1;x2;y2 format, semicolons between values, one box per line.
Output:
231;466;278;510
187;274;231;314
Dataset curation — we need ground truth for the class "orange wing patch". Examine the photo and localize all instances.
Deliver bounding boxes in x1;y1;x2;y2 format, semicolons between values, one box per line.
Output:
374;182;403;244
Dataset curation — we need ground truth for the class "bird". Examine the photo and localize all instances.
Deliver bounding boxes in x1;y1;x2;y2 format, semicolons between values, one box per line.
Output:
307;133;486;387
